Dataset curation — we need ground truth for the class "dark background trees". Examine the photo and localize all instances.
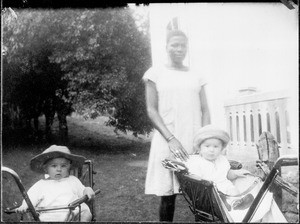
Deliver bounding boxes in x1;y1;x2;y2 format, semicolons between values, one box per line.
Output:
2;6;153;143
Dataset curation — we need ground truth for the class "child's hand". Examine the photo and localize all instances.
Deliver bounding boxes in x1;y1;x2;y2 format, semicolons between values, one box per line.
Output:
83;187;95;201
227;169;250;180
233;169;251;178
15;203;28;214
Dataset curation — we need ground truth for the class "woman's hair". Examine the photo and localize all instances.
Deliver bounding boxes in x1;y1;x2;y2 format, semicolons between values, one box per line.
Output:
166;30;188;44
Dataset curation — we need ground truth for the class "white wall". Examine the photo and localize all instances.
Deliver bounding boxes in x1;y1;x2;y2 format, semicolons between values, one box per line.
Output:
149;3;298;135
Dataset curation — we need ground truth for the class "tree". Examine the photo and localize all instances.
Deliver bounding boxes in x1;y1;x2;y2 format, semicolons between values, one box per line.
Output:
49;7;153;136
2;7;153;141
2;10;73;142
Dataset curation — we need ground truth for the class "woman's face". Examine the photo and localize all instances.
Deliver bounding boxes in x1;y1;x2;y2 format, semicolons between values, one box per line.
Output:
166;36;188;65
44;157;71;180
199;138;224;161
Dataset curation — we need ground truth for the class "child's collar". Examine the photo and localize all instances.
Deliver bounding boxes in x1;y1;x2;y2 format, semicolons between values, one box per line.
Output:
44;174;71;180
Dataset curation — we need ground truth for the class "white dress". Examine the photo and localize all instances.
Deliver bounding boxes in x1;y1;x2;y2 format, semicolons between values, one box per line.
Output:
185;154;235;194
143;66;207;196
25;175;90;221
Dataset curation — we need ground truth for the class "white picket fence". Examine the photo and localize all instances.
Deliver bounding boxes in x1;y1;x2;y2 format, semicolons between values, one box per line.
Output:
224;89;293;155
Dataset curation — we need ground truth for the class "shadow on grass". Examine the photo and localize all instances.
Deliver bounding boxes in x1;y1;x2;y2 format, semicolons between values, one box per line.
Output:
2;114;152;156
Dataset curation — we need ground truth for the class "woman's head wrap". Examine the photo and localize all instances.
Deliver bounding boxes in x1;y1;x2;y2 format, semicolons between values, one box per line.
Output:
166;30;188;44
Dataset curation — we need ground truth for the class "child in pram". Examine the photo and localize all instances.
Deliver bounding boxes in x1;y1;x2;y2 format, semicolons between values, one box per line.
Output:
185;125;250;197
182;125;287;222
15;145;96;222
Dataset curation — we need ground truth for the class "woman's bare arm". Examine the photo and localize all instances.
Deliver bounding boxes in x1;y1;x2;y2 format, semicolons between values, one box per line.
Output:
145;80;189;161
199;85;211;126
145;80;173;140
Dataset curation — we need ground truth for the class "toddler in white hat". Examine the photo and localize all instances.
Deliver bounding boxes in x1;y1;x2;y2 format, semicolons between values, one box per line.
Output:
184;125;287;222
185;125;249;196
15;145;95;222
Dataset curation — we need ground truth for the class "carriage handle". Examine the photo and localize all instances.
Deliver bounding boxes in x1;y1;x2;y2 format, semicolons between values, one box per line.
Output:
4;189;101;214
243;155;298;222
2;166;40;221
273;154;298;169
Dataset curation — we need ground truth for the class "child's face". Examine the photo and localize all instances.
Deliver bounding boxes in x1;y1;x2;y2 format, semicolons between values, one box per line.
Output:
44;157;71;180
198;138;224;161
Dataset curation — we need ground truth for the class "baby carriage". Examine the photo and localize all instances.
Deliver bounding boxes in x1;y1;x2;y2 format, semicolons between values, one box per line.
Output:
162;132;298;223
163;155;298;222
2;159;100;222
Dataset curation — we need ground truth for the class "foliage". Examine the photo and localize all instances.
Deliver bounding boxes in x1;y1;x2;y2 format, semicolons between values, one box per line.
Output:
2;7;153;137
2;10;71;136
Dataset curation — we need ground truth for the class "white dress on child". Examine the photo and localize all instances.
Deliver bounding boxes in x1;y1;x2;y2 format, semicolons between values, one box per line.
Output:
185;154;236;194
143;66;207;196
26;175;90;221
185;155;287;223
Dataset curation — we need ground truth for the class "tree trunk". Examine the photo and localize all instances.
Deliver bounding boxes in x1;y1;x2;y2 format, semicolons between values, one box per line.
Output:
57;109;68;145
44;98;56;142
45;113;54;142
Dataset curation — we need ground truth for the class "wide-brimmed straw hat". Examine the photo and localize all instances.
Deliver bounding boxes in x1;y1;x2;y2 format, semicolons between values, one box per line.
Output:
30;145;86;173
193;125;230;149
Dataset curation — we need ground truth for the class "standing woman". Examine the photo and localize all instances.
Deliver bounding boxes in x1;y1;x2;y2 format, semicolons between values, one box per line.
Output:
143;29;211;222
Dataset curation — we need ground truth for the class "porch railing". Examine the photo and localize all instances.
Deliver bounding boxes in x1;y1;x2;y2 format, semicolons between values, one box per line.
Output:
224;89;293;155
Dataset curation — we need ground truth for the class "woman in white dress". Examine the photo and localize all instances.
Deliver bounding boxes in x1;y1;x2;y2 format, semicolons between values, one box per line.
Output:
143;30;211;222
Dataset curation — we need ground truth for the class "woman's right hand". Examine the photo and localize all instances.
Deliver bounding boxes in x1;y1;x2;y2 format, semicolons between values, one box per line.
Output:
168;138;189;162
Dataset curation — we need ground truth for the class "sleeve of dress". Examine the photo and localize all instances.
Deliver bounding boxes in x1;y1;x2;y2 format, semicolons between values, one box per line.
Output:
142;67;158;84
70;175;86;197
199;75;207;87
184;158;203;177
222;156;231;172
26;180;44;206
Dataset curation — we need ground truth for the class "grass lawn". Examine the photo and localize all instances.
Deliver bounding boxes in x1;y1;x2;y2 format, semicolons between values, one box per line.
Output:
1;115;194;222
1;115;298;222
